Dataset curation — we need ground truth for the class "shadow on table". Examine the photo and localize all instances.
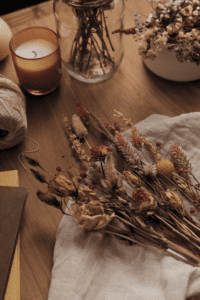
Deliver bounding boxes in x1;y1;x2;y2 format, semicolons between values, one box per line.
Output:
142;62;200;112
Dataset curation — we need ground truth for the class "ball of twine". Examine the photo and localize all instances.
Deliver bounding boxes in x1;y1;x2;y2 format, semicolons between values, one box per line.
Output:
0;74;27;150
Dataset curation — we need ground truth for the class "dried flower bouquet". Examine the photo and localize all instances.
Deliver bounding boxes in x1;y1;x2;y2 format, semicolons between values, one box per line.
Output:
113;0;200;64
26;105;200;267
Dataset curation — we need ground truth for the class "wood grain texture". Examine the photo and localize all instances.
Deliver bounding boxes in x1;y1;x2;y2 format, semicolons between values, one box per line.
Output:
1;1;200;299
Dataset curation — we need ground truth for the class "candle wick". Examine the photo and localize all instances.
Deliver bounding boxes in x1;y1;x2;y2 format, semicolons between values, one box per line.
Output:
32;51;37;58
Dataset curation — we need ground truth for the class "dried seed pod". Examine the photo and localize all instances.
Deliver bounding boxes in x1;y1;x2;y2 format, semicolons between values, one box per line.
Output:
156;159;175;178
72;114;88;139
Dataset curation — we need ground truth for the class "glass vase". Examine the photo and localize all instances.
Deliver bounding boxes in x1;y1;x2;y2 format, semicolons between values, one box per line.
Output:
53;0;125;83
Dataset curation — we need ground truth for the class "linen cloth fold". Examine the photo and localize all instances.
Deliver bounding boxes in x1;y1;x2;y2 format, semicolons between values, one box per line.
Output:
48;113;200;300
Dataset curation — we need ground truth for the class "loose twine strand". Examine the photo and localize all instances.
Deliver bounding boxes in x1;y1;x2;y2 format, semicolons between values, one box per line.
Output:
18;137;40;170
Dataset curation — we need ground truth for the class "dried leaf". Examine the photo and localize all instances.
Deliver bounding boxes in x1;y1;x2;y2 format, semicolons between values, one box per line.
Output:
30;168;47;184
36;190;61;209
25;156;41;167
25;155;48;172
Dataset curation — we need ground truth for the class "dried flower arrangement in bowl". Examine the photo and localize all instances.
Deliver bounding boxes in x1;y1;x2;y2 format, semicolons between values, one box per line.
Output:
23;105;200;267
113;0;200;81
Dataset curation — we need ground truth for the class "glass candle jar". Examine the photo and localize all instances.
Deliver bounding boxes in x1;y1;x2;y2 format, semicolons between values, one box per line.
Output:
53;0;125;83
10;27;62;95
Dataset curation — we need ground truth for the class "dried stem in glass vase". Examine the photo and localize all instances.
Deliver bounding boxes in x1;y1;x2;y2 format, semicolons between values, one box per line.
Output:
68;0;115;78
54;0;124;82
70;4;115;75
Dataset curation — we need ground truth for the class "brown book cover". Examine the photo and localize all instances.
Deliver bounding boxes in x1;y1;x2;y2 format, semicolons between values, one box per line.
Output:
0;186;28;300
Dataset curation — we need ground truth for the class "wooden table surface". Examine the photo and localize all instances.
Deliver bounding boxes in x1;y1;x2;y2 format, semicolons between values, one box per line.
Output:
1;1;200;299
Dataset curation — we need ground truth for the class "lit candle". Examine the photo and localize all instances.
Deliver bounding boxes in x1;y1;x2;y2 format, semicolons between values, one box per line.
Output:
15;39;57;59
9;27;62;96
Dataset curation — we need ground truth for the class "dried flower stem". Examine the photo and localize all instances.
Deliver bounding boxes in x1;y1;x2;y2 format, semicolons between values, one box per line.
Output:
84;137;92;149
69;5;114;76
102;229;200;266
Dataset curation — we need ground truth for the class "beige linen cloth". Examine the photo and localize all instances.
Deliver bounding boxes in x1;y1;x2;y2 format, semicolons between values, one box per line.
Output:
48;113;200;300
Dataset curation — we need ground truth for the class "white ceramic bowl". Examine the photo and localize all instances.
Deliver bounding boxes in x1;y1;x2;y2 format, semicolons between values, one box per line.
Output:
143;10;200;82
143;45;200;82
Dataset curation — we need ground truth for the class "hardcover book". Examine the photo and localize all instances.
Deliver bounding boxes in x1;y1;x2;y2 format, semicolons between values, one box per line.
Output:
0;171;28;300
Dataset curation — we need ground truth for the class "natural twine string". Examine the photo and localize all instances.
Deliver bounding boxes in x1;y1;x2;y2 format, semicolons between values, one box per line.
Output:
0;75;41;169
18;137;40;170
0;74;27;149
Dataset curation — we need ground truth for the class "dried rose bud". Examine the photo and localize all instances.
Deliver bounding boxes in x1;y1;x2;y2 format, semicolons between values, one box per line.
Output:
92;179;98;184
77;103;90;123
112;121;121;132
90;145;113;161
104;121;110;128
80;171;87;178
161;189;185;216
69;200;115;231
132;187;150;204
130;187;157;213
55;173;76;195
89;185;95;190
156;142;161;147
190;207;196;213
177;167;184;174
